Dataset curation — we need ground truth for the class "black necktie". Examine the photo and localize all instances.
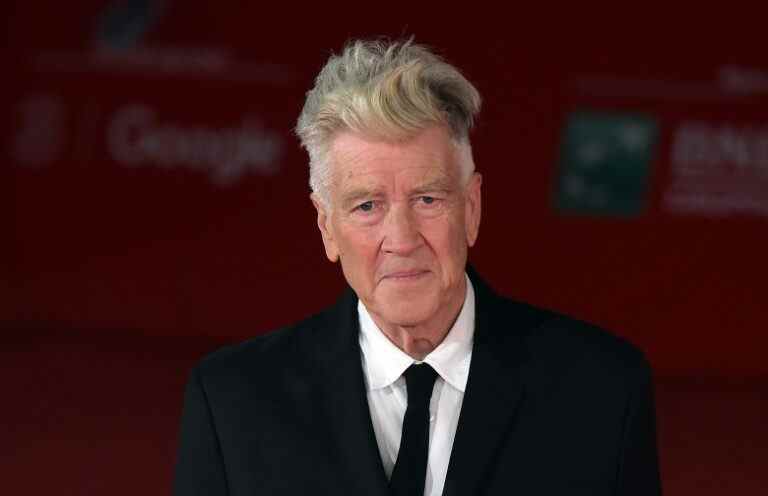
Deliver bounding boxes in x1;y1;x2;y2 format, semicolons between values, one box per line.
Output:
389;363;438;496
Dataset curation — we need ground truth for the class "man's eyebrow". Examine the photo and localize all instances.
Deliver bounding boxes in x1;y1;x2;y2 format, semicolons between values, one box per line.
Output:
410;177;456;194
339;188;381;207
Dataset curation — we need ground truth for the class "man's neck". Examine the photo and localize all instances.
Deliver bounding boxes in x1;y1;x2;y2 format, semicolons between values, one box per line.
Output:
368;280;467;361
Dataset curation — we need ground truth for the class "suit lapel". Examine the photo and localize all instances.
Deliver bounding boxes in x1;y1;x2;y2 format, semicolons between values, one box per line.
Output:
309;269;530;496
443;270;528;496
311;288;390;496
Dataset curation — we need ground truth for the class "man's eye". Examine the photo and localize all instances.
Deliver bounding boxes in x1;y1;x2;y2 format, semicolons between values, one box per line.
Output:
357;201;374;212
420;196;436;205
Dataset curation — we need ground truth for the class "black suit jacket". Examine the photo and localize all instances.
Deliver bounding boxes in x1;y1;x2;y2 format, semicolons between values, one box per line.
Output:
174;269;661;495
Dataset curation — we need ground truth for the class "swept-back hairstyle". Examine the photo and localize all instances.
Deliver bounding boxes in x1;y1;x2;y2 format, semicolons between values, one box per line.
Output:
295;37;482;204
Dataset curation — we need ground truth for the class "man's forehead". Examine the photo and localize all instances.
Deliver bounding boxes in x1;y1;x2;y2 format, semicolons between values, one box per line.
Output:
332;133;459;179
334;164;457;197
339;163;453;183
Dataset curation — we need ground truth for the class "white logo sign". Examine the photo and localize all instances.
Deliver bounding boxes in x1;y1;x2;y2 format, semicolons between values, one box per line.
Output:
108;104;283;186
666;121;768;216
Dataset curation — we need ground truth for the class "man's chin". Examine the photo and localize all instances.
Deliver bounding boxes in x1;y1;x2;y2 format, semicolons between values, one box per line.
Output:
375;298;436;328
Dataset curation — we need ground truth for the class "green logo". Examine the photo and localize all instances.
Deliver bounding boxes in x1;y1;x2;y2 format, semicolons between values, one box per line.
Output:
95;0;166;51
554;111;658;217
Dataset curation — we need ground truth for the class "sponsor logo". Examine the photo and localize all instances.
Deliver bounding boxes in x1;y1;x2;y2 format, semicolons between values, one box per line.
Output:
94;0;166;51
107;104;283;186
28;0;293;82
554;111;658;216
665;121;768;216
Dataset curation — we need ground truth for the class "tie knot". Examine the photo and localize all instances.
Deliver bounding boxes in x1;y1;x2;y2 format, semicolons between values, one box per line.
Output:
403;363;438;409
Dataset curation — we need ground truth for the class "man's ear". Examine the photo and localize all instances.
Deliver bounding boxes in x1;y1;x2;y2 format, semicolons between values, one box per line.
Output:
465;172;482;247
310;193;340;262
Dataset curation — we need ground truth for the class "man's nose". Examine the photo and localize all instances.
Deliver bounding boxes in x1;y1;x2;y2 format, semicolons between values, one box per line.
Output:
381;204;422;255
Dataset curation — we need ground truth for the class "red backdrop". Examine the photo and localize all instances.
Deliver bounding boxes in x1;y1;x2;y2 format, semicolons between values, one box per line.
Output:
6;2;768;378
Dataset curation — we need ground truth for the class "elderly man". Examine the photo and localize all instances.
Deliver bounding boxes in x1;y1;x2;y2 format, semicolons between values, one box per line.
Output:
174;39;661;496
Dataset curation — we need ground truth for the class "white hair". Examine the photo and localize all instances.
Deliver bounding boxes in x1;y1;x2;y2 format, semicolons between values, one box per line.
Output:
295;37;482;206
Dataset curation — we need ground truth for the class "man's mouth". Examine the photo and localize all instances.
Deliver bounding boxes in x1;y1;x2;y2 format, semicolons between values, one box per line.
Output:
382;269;429;281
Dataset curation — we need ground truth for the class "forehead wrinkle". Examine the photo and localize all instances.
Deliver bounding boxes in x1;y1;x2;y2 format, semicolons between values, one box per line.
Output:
332;132;451;172
342;165;451;195
327;127;462;203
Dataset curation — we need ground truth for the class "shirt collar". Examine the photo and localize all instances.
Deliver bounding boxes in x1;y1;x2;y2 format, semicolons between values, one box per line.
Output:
358;274;475;393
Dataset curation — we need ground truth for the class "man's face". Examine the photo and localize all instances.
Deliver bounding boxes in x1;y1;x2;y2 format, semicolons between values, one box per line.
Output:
312;125;481;330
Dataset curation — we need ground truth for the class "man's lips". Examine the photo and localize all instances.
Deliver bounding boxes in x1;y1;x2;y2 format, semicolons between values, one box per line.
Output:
381;269;429;280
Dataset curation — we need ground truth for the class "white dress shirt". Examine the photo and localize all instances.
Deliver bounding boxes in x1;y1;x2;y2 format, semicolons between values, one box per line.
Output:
358;275;475;496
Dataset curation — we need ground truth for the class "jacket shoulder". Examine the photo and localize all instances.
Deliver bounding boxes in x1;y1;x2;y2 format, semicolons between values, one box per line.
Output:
493;296;652;389
191;306;339;390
